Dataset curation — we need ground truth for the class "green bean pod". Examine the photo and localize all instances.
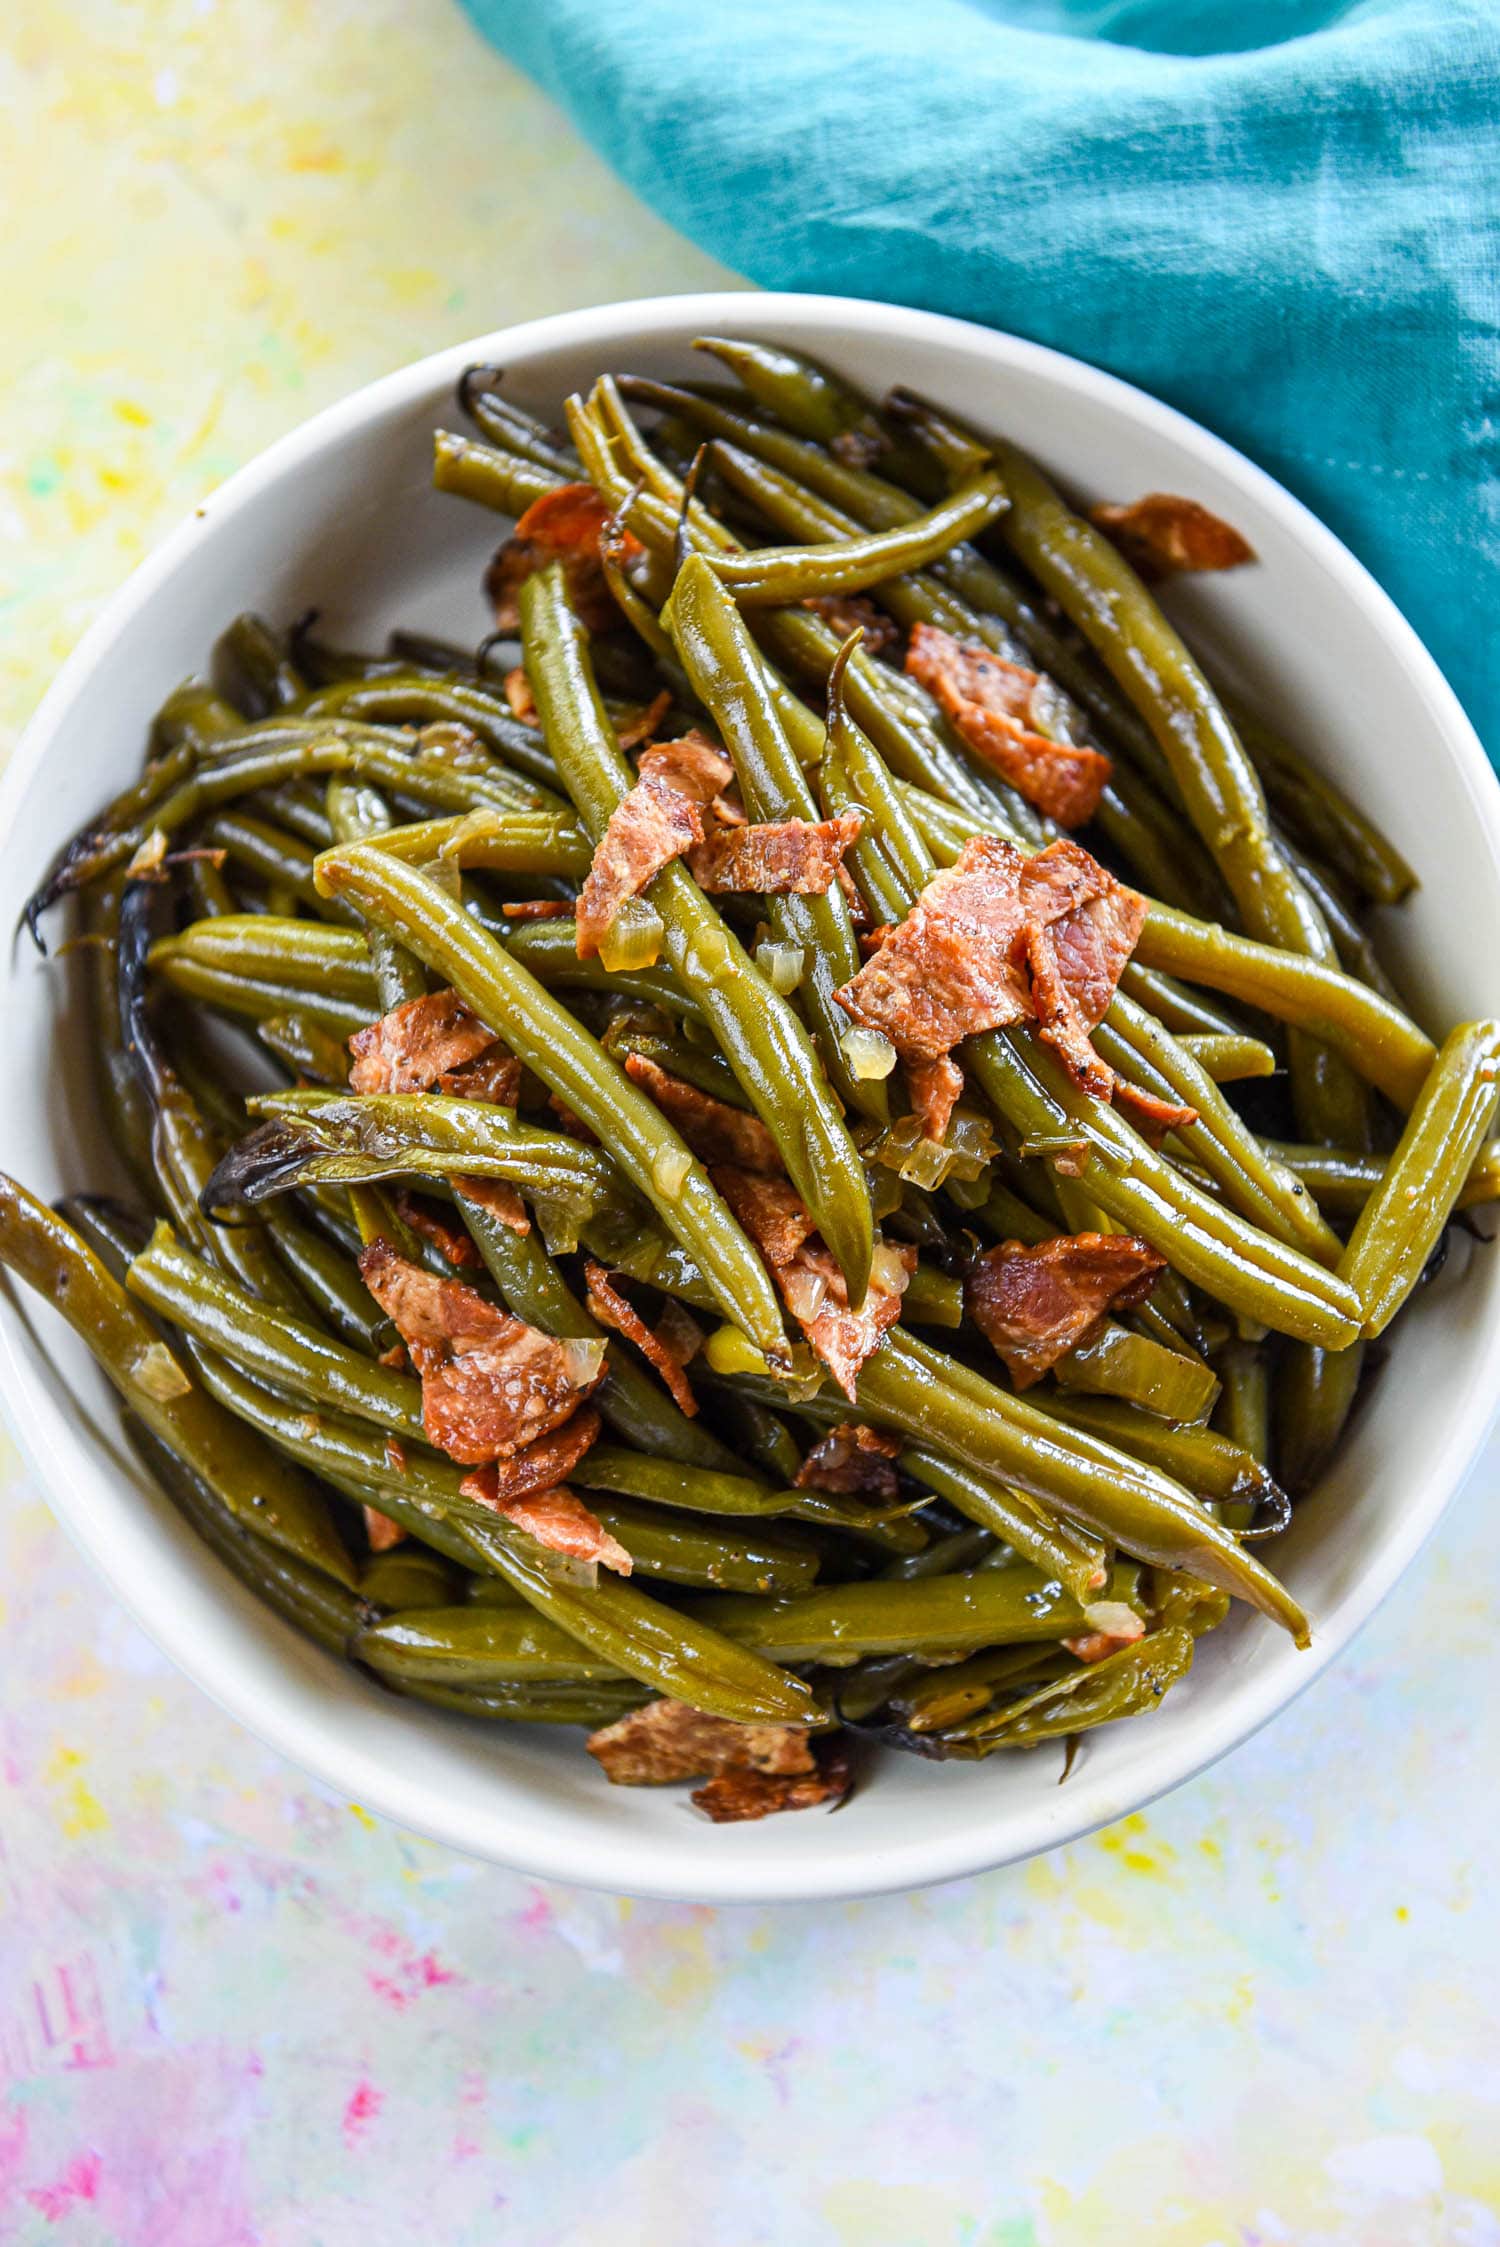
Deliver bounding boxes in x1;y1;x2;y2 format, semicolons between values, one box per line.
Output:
312;839;790;1360
520;561;873;1302
1337;1021;1500;1335
0;1178;353;1584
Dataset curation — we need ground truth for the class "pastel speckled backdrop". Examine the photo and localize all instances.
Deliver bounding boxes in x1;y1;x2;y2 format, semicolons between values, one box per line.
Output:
3;5;1499;2242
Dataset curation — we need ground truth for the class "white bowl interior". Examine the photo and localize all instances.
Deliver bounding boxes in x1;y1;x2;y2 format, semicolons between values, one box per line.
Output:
3;292;1498;1903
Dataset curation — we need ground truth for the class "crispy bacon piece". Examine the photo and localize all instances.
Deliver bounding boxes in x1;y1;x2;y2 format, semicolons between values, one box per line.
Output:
458;1404;602;1510
906;622;1111;828
802;590;902;658
794;1422;902;1503
394;1190;482;1270
692;1741;852;1823
583;1259;701;1418
502;666;537;724
575;774;704;959
1090;493;1255;581
348;989;495;1096
834;836;1171;1118
612;690;674;753
687;812;863;897
964;1232;1166;1389
485;482;640;634
622;1052;780;1174
500;1485;632;1575
501;898;574;921
906;1053;964;1146
586;1695;820;1785
714;1168;914;1400
439;1048;522;1106
1063;1601;1147;1664
357;1239;604;1464
453;1174;531;1236
363;1505;407;1553
635;730;734;804
833;835;1033;1062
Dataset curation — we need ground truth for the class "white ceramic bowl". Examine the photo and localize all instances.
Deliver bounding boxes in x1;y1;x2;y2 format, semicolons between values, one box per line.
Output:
3;291;1498;1904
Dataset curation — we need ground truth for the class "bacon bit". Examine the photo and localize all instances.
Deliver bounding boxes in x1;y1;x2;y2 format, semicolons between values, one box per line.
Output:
834;836;1165;1117
583;1259;701;1418
635;730;734;805
907;623;1111;828
1113;1076;1199;1137
831;424;884;468
1090;493;1255;581
378;1342;409;1372
394;1190;482;1270
453;1175;531;1236
502;666;537;724
364;1504;407;1552
503;1484;632;1575
501;898;575;921
906;1053;964;1146
859;924;895;956
576;776;703;959
795;1422;902;1503
623;1052;781;1173
612;689;674;753
485;482;640;634
687;812;863;897
459;1404;602;1510
714;1168;914;1400
710;783;747;828
693;1738;853;1822
834;835;1033;1062
383;1436;408;1474
349;989;496;1096
965;1232;1166;1389
1064;1602;1147;1663
357;1239;605;1464
439;1048;522;1107
586;1695;820;1785
802;591;902;658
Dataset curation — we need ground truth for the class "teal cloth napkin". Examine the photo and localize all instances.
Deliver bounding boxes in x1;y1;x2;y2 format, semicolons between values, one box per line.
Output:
466;0;1500;759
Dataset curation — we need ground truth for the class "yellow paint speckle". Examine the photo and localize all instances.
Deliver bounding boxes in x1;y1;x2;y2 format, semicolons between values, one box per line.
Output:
347;1802;376;1830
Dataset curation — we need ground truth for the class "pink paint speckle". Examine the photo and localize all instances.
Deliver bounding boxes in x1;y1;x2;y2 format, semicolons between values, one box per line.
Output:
25;2150;101;2221
342;2080;383;2148
365;1948;457;2010
517;1886;553;1933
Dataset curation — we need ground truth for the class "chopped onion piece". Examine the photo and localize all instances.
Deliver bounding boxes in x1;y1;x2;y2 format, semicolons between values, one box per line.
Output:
840;1026;897;1081
437;808;504;860
125;828;169;880
685;928;740;984
869;1242;914;1296
129;1341;192;1401
753;940;805;995
651;1145;693;1200
1081;1602;1145;1643
599;896;664;973
560;1337;608;1390
780;1267;828;1323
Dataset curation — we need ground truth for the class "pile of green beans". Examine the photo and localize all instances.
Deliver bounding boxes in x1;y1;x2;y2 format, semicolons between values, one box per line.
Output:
5;335;1495;1810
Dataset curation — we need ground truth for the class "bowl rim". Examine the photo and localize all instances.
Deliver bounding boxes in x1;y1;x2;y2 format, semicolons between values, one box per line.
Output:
4;286;1500;1905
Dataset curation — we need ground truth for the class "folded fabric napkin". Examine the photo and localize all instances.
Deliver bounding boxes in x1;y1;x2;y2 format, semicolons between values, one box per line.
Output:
467;0;1500;760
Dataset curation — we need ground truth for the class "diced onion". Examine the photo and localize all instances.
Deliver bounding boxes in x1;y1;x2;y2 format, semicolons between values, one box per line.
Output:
599;896;664;973
1081;1602;1145;1643
781;1268;829;1323
124;828;169;880
129;1342;191;1401
437;808;503;860
839;1027;897;1081
753;940;805;995
685;929;740;984
560;1337;608;1388
651;1146;693;1200
421;851;462;902
868;1242;913;1296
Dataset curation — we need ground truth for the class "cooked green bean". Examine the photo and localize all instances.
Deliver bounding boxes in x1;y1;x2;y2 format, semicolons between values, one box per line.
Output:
312;840;790;1358
0;1177;353;1584
704;463;1008;603
1178;1032;1277;1083
664;552;882;1123
585;1497;820;1595
1337;1022;1500;1334
898;1447;1107;1604
521;561;873;1302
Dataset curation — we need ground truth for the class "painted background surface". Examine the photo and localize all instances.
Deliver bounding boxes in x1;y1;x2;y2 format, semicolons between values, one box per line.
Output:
2;4;1498;2241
